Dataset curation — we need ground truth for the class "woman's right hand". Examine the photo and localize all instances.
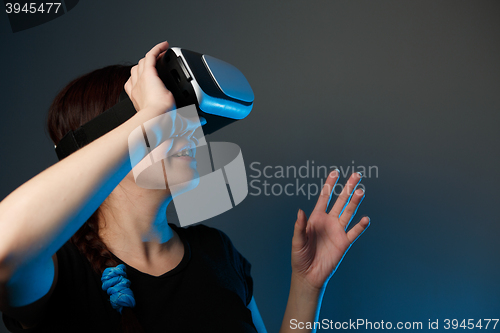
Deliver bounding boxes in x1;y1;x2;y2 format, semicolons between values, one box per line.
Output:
124;41;175;115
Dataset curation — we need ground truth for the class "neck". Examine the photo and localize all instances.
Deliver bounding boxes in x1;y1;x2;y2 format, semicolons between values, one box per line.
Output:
98;188;176;263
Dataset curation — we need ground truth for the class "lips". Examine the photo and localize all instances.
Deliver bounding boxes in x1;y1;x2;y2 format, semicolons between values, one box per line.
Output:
169;141;196;158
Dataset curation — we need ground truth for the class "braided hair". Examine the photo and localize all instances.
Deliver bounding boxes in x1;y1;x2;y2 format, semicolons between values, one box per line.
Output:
47;64;144;333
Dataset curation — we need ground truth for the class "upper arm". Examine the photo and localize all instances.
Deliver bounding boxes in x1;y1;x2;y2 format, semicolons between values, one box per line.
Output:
247;296;267;333
2;254;58;328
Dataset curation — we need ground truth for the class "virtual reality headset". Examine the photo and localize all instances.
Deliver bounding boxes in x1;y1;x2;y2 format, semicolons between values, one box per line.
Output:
55;47;254;161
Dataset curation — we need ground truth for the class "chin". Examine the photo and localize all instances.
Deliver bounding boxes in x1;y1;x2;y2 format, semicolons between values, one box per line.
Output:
168;170;200;197
132;157;199;191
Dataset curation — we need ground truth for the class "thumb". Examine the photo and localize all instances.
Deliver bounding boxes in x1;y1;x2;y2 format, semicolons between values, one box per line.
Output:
292;209;308;249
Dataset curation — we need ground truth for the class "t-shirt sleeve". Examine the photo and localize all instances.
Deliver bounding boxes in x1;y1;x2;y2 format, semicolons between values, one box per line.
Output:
216;229;254;306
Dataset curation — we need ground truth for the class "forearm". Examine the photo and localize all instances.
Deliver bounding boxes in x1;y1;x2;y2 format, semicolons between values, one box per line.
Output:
279;273;325;333
0;108;158;277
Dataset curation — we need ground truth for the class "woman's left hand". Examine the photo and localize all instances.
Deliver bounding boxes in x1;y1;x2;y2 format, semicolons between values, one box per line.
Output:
291;170;370;291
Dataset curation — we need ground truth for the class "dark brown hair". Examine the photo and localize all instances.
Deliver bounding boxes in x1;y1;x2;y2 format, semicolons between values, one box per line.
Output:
47;65;144;333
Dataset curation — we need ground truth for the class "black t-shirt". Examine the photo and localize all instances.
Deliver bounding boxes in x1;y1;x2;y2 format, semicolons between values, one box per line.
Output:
2;224;257;333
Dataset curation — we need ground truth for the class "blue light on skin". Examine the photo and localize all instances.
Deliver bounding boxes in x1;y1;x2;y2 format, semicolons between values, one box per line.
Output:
344;189;365;230
142;197;174;244
5;121;202;307
139;136;201;243
311;217;371;332
326;171;363;221
6;255;55;307
247;296;267;333
338;172;364;229
325;169;341;211
310;171;367;331
5;151;135;307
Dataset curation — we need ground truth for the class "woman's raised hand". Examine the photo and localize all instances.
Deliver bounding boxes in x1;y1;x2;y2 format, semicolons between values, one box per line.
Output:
291;171;370;291
124;41;175;114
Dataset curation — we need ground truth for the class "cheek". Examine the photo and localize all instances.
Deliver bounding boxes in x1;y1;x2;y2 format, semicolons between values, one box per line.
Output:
151;140;173;161
164;160;198;181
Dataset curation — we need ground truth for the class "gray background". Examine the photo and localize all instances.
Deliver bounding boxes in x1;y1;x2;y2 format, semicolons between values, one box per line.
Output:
1;0;499;331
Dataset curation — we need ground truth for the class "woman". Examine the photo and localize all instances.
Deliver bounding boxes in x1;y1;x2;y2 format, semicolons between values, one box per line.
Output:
0;41;370;332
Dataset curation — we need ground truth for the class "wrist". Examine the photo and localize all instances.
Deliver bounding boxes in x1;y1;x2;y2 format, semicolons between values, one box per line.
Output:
131;105;169;120
290;272;324;303
280;273;325;333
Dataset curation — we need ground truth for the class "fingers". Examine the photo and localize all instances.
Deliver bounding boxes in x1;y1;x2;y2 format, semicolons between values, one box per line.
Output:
124;77;132;97
338;188;365;230
138;58;145;76
292;209;308;249
346;216;370;244
313;169;339;213
191;135;199;147
329;172;362;218
130;65;138;87
176;115;206;135
145;41;169;67
134;40;169;82
179;117;206;145
157;50;168;61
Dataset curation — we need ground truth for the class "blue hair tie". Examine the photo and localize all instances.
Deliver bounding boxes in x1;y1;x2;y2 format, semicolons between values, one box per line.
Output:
101;264;136;314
